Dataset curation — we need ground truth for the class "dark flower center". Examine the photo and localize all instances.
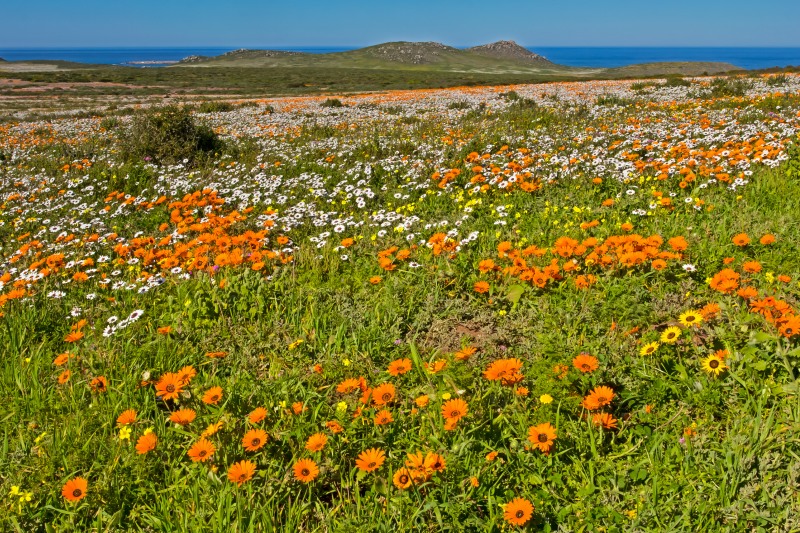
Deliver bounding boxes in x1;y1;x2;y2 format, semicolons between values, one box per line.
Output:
251;439;260;446
199;450;206;457
450;411;460;418
166;384;175;393
73;489;82;497
538;434;548;443
516;510;524;518
710;360;720;369
367;462;376;468
399;475;409;484
381;393;392;402
301;468;310;476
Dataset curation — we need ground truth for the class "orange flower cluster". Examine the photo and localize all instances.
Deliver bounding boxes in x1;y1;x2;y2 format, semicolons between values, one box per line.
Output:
481;232;686;290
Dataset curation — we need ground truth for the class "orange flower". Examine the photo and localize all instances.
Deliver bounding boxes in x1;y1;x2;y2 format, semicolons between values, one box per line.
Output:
155;372;184;400
61;477;88;502
393;467;414;489
293;458;319;482
248;407;267;424
441;398;468;421
355;448;385;472
305;433;328;452
202;386;223;405
187;438;215;462
592;412;618;429
667;236;688;251
374;409;393;426
732;233;750;246
205;351;228;359
116;409;137;426
473;280;490;293
483;358;524;385
582;386;615;411
58;369;71;384
742;261;761;273
177;365;197;385
504;497;534;526
64;331;84;343
53;352;74;366
527;422;557;452
454;346;477;361
169;408;196;426
242;429;268;451
387;358;412;376
572;353;599;373
369;276;382;284
415;395;429;408
759;234;776;245
485;451;498;462
157;326;173;335
228;460;256;486
135;432;157;454
90;376;108;393
326;420;344;433
336;378;362;394
372;383;396;406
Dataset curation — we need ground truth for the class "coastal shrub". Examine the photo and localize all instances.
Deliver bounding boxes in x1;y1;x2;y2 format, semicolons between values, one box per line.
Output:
119;105;222;166
663;76;692;87
197;100;234;113
321;98;344;108
447;101;471;110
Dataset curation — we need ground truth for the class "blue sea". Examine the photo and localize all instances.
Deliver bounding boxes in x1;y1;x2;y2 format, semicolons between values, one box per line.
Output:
1;47;799;70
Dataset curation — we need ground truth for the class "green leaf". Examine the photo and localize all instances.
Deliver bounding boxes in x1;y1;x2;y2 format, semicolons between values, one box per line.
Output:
506;284;526;307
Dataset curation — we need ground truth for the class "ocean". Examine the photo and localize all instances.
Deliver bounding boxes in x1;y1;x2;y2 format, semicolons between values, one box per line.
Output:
1;47;799;71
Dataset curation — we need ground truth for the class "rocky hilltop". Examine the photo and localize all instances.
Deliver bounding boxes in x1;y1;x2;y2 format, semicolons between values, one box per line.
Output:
468;40;552;64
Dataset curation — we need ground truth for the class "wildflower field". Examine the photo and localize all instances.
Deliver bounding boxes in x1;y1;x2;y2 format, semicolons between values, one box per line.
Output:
2;73;800;531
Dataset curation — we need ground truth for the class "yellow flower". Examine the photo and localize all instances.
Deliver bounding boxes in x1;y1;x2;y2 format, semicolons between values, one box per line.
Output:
143;427;153;435
639;342;659;356
678;310;703;328
539;394;553;404
701;354;727;377
119;426;132;441
660;326;682;344
336;401;348;413
441;392;451;400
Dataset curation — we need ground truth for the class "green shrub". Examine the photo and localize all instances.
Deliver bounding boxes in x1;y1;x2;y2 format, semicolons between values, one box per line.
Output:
118;105;222;166
766;73;789;87
662;76;691;87
197;100;234;113
321;98;344;108
596;94;634;107
447;101;471;110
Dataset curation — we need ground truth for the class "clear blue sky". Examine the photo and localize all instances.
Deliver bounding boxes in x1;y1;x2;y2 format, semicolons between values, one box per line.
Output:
3;0;799;48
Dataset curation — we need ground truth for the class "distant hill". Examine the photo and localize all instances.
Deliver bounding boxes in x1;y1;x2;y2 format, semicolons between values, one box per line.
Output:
467;40;553;65
174;41;737;78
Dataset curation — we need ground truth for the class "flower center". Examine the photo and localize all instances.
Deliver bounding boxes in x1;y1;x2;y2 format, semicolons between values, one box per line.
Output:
538;434;548;443
367;462;376;468
166;384;175;393
516;510;524;518
301;468;310;476
72;489;82;497
710;360;719;369
251;439;260;446
400;475;409;484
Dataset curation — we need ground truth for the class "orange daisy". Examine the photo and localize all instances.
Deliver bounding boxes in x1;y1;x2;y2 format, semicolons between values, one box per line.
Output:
355;448;385;472
187;438;215;462
61;477;88;502
293;458;319;483
202;386;223;405
242;429;268;451
227;460;256;486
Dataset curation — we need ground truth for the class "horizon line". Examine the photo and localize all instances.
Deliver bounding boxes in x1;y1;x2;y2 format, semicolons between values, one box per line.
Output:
3;44;800;50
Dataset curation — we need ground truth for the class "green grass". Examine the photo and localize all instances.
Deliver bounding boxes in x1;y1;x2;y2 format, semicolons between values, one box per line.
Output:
1;76;800;531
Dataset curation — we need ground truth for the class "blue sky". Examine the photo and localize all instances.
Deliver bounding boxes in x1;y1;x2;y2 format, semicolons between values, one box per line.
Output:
3;0;799;48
